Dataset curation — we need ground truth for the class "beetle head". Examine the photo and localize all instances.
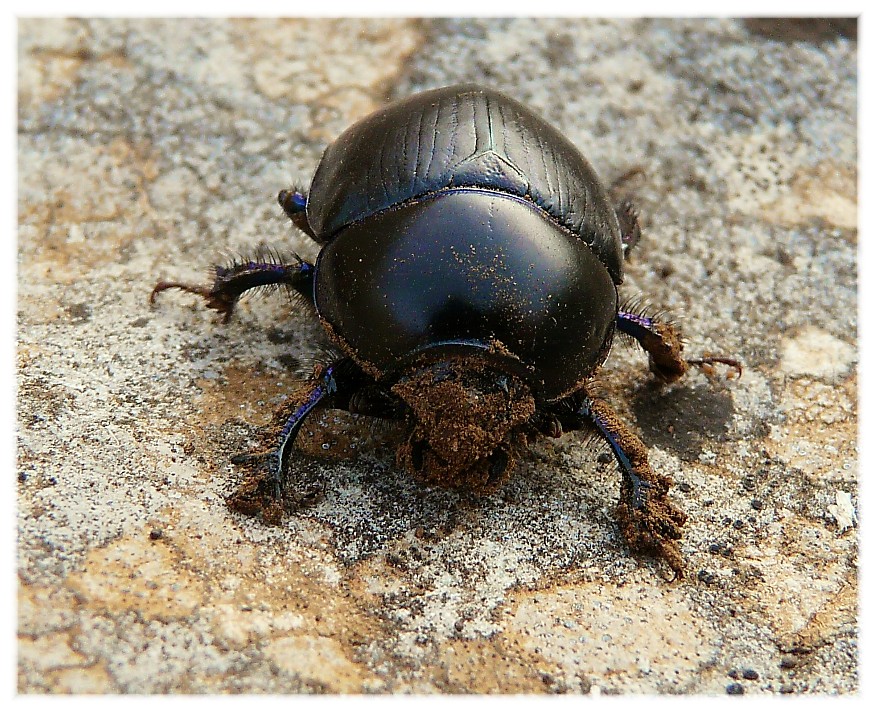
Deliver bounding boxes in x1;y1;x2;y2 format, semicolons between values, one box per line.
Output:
390;357;536;492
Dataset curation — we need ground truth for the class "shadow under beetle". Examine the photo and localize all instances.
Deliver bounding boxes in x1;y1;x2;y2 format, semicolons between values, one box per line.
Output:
151;84;740;577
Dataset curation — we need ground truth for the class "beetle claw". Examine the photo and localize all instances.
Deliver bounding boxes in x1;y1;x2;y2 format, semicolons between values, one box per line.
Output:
687;356;743;379
617;495;687;579
150;279;238;321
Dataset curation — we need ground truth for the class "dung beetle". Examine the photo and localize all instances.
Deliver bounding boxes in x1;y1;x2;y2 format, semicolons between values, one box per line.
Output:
151;84;740;576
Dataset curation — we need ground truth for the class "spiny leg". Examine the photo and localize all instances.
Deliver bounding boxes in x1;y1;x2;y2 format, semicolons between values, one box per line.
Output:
229;357;372;520
573;393;687;577
617;308;742;383
151;257;315;322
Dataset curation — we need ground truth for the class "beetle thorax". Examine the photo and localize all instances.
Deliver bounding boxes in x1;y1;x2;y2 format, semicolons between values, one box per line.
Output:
391;357;535;492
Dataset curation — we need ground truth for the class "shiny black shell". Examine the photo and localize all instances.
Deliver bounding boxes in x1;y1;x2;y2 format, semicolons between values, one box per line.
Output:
307;84;624;283
309;84;623;401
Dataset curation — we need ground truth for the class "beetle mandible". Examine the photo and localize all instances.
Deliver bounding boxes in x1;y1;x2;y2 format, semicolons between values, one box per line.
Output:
151;84;740;576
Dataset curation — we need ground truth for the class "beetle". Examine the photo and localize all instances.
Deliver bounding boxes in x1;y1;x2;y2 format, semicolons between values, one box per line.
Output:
151;84;740;576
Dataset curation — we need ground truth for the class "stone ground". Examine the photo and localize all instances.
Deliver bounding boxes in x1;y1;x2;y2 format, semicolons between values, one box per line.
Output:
17;18;857;694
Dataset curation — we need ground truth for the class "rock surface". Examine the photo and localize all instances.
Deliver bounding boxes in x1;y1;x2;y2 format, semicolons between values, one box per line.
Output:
17;18;857;694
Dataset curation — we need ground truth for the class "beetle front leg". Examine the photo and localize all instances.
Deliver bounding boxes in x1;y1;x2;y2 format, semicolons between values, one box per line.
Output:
574;393;687;578
278;188;318;240
151;257;315;322
617;309;742;383
228;357;370;523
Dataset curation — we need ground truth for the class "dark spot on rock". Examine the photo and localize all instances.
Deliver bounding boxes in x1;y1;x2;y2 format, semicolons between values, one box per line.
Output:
751;499;764;511
385;552;406;569
742;669;759;681
66;302;92;322
149;529;163;540
632;386;734;461
697;569;716;585
266;327;295;344
744;18;856;43
130;316;149;327
726;682;744;695
543;32;575;68
774;245;795;267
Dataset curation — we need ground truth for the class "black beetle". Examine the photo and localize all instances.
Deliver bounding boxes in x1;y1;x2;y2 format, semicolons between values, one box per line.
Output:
152;84;740;576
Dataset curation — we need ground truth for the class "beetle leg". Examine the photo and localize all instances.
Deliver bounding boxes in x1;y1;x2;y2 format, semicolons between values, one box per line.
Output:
151;257;315;322
608;165;647;198
574;393;687;578
607;166;645;258
278;188;318;239
530;409;564;438
617;310;742;383
615;201;641;257
229;358;370;520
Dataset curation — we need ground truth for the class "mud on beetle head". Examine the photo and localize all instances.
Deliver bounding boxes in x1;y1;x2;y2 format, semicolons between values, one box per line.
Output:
391;356;535;492
151;84;740;577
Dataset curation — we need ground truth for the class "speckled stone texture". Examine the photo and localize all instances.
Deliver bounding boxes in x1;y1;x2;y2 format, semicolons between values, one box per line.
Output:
17;18;857;694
